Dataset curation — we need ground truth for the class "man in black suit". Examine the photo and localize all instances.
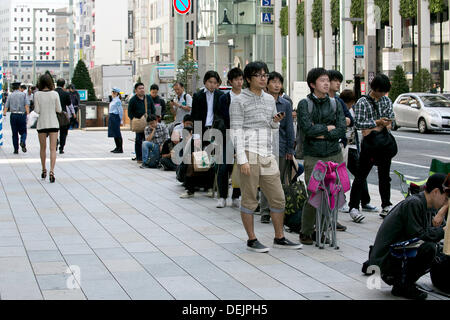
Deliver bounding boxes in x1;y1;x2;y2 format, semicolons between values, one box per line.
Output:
191;71;224;137
55;79;73;154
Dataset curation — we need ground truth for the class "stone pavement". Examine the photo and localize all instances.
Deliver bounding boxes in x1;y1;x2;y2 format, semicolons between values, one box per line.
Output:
0;122;447;300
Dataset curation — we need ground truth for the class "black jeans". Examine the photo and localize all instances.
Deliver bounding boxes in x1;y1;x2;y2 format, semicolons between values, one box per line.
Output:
59;126;69;151
114;138;123;151
349;139;393;210
217;164;241;200
160;158;177;171
347;148;371;206
135;132;145;161
382;242;437;287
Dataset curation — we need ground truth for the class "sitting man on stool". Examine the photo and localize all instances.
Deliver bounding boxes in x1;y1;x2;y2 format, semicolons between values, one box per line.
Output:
367;173;449;300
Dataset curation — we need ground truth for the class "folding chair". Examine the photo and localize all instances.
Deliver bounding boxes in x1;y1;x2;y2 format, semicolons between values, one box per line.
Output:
394;159;450;199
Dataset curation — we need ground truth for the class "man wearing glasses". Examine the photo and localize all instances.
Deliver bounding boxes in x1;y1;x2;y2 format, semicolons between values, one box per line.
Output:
366;173;449;300
230;61;303;253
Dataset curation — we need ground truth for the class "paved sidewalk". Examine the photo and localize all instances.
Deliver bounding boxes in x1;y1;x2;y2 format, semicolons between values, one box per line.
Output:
0;123;447;300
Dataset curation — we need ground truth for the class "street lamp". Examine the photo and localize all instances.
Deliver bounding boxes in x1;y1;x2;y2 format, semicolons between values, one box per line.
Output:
112;40;123;64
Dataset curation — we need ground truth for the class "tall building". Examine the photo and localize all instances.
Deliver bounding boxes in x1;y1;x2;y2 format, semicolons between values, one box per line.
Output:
73;0;128;70
0;0;69;83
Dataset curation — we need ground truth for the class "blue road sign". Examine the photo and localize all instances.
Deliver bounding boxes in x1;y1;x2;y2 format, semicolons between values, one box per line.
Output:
354;45;364;59
78;90;88;102
261;0;272;6
261;12;272;24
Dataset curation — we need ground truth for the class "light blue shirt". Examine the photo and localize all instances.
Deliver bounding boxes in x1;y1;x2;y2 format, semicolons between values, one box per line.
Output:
6;90;29;113
109;97;123;121
204;88;214;127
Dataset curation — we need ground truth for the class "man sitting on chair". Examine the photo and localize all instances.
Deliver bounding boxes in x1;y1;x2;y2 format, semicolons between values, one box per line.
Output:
367;173;449;300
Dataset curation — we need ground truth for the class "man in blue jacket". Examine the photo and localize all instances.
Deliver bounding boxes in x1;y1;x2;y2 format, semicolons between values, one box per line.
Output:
260;72;295;224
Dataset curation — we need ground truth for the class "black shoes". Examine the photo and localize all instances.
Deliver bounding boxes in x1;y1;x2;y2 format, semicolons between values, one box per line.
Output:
247;239;270;253
273;237;303;250
336;222;347;232
13;150;19;154
112;149;123;154
59;149;64;154
20;142;27;153
300;233;314;245
49;171;55;183
391;284;428;300
260;215;271;224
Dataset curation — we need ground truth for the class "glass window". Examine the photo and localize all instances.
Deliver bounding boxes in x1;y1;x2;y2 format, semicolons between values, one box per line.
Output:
421;95;450;108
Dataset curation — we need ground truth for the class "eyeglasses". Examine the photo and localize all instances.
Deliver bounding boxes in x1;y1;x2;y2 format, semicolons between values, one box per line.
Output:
252;73;268;79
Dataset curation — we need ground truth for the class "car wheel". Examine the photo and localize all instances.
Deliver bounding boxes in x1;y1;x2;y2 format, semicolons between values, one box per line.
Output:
392;120;399;131
418;118;428;134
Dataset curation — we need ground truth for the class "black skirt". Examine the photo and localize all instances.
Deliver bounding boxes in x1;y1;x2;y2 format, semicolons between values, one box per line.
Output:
37;128;59;134
108;113;122;138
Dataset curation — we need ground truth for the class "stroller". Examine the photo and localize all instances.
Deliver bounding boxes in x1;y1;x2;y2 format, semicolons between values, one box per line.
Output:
307;161;351;249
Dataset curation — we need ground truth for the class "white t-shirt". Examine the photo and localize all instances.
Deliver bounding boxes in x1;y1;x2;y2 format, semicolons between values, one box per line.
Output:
205;89;215;127
174;92;192;123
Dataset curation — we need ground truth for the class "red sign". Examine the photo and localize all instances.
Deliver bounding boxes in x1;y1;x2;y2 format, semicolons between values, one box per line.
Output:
173;0;191;15
361;82;366;95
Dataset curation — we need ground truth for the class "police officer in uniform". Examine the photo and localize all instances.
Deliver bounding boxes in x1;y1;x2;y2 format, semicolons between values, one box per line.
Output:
3;82;30;154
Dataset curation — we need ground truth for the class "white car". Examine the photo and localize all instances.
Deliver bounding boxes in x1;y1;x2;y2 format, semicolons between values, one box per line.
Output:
393;93;450;133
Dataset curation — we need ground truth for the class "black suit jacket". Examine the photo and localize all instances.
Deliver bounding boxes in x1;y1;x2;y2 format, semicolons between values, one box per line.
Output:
55;87;72;113
191;89;223;133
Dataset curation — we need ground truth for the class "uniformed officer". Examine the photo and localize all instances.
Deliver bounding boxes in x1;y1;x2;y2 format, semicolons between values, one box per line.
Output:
3;82;30;154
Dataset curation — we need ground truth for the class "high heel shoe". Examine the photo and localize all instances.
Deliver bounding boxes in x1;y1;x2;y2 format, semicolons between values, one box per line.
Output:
41;169;47;179
49;171;55;183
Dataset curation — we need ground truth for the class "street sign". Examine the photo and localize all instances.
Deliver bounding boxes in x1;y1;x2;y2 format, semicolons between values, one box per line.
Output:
194;40;210;47
77;90;88;102
261;0;272;7
157;63;176;79
173;0;191;15
354;45;364;59
261;12;273;24
385;26;392;48
361;82;366;95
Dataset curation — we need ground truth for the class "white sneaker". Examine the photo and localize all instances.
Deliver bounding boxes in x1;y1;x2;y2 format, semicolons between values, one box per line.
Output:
349;208;365;223
206;189;214;198
216;198;226;208
380;205;393;218
180;192;194;199
232;198;240;208
340;202;350;213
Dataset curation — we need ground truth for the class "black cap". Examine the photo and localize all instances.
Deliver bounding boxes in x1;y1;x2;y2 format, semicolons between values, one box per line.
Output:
425;173;447;193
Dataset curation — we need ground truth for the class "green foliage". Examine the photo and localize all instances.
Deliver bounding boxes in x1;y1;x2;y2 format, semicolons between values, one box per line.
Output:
297;2;304;36
412;68;433;92
175;53;198;95
350;0;364;25
282;56;287;77
389;66;410;102
375;0;390;24
137;76;142;84
311;0;323;34
399;0;417;19
71;60;96;101
331;0;340;31
280;6;289;36
429;0;447;14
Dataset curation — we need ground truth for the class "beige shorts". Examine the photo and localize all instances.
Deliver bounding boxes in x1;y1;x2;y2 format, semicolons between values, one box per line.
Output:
239;152;285;214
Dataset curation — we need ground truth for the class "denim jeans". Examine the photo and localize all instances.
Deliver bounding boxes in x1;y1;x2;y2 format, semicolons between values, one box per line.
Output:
142;141;160;167
10;113;27;151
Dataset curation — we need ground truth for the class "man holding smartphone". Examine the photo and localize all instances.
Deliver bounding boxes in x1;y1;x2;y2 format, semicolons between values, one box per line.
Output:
348;74;396;219
260;72;295;224
170;82;192;127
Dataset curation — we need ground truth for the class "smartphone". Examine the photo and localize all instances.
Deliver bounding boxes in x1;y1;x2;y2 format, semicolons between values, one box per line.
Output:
276;112;286;118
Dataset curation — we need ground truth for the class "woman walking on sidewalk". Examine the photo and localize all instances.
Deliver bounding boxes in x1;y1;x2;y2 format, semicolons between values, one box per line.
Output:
34;73;62;183
108;88;124;153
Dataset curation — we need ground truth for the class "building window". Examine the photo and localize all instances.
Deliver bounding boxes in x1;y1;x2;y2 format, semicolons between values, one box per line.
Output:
192;0;194;14
14;56;17;60
186;23;189;39
40;18;42;22
14;18;16;21
191;21;194;40
40;28;43;31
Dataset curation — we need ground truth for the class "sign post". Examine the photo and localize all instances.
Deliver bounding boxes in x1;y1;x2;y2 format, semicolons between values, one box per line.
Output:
0;66;3;147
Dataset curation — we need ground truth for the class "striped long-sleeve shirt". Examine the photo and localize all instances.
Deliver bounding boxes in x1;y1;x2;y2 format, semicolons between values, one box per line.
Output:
230;88;280;165
354;95;395;130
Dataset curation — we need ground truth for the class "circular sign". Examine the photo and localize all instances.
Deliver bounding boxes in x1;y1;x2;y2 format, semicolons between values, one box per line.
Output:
173;0;191;15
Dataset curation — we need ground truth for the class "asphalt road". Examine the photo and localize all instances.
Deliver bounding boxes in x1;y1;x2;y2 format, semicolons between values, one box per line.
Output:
365;128;450;191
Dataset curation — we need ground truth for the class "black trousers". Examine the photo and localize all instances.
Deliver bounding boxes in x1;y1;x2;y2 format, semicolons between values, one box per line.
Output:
349;139;393;210
347;148;371;206
160;158;177;171
135;132;145;161
114;138;123;151
59;126;69;151
217;164;241;200
382;242;437;287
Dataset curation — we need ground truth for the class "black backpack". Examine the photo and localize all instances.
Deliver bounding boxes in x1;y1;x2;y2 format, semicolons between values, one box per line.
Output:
283;161;307;233
431;249;450;294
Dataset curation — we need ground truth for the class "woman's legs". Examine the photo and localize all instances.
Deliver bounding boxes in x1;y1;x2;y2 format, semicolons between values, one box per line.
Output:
38;133;47;171
49;132;58;173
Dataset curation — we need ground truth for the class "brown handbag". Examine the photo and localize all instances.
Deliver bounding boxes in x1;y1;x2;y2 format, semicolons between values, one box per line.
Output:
131;96;148;133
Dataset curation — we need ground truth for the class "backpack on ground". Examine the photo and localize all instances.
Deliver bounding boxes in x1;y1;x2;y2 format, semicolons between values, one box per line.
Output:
430;248;450;294
295;97;337;160
283;160;307;233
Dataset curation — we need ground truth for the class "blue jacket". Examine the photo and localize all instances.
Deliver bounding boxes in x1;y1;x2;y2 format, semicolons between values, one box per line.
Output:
276;96;295;157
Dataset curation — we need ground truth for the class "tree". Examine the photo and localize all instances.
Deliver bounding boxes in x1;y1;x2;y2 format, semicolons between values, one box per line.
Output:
412;68;433;92
137;76;142;84
71;60;96;101
375;0;390;25
296;2;305;36
429;0;447;93
311;0;322;66
389;66;410;102
280;6;289;37
175;52;198;95
331;0;340;69
400;0;417;80
350;0;364;26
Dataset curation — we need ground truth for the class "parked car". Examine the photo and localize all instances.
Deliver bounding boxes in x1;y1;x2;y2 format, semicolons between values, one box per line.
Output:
392;93;450;133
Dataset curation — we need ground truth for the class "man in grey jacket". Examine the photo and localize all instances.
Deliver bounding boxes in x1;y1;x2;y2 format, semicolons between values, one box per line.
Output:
230;61;302;253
